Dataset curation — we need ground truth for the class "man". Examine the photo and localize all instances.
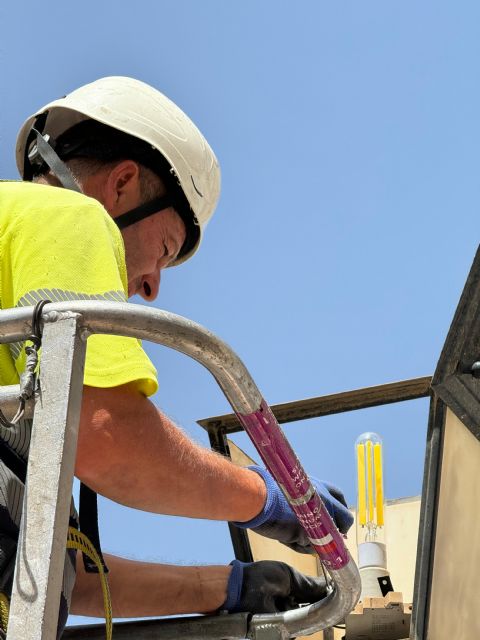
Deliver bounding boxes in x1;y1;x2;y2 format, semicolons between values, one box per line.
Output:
0;76;353;635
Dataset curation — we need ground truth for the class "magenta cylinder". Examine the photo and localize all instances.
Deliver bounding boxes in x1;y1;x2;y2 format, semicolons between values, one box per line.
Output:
237;399;349;570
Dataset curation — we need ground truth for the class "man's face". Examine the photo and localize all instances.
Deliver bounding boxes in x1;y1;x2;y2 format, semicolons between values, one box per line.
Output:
81;160;187;302
121;208;186;301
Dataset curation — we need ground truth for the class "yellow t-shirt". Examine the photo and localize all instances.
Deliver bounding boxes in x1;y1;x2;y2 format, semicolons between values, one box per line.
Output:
0;181;158;395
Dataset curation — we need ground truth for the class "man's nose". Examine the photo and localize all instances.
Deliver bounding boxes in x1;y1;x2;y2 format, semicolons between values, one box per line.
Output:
139;270;161;301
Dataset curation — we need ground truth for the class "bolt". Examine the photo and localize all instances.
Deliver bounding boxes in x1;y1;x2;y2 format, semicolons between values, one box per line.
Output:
472;362;480;378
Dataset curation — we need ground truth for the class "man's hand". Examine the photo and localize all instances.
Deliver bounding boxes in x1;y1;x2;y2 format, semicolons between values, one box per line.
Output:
234;466;353;553
222;560;328;614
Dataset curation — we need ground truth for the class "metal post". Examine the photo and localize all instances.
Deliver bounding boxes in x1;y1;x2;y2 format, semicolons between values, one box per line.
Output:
207;427;254;563
7;313;86;640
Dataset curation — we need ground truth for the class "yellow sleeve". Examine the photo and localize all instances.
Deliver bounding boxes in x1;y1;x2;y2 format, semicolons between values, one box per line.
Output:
6;188;158;396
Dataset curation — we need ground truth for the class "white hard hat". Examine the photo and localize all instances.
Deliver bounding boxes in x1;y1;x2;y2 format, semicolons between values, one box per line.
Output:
16;76;221;265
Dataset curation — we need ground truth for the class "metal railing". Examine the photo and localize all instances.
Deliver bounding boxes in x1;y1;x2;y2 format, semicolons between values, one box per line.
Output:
0;301;361;640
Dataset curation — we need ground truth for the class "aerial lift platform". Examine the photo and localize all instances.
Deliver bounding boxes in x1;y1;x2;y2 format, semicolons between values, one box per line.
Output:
2;244;480;639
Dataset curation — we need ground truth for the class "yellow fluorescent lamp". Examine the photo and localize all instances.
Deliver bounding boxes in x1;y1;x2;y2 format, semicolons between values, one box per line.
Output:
356;432;385;529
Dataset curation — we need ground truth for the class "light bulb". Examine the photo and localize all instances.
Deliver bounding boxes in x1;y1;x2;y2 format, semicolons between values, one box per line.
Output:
356;431;386;546
355;431;389;599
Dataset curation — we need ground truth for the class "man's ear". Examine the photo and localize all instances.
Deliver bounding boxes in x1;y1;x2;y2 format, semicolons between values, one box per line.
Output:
104;160;142;216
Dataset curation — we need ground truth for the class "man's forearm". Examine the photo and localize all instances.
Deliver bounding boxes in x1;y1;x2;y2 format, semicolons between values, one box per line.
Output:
71;552;231;617
76;384;266;521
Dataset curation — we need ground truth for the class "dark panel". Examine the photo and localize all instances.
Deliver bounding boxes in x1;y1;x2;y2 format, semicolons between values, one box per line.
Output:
410;398;445;640
429;245;480;442
432;246;480;387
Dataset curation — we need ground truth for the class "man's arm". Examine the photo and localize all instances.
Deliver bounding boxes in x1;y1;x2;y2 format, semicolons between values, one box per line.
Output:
71;552;231;617
75;383;266;522
71;553;329;618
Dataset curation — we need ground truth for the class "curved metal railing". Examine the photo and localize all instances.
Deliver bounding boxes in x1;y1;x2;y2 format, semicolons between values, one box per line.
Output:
0;301;360;639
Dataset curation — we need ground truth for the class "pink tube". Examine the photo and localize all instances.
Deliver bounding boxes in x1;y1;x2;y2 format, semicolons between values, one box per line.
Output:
237;399;349;570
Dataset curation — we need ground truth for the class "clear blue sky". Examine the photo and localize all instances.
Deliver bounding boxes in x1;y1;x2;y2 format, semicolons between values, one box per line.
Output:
1;0;479;627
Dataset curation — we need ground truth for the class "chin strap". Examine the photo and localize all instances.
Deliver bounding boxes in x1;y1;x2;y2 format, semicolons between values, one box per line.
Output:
114;195;174;229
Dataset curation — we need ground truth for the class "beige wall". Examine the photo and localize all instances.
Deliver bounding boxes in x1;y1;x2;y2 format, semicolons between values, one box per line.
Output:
344;496;420;604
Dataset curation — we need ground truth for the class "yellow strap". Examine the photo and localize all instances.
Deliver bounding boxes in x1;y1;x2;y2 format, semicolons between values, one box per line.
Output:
0;530;111;638
0;592;9;633
67;527;112;640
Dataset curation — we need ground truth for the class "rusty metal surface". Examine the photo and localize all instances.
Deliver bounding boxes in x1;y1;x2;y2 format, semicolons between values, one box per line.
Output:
63;612;251;639
198;377;432;435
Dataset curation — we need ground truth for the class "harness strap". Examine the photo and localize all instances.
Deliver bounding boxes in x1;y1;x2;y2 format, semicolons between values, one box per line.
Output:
79;484;109;573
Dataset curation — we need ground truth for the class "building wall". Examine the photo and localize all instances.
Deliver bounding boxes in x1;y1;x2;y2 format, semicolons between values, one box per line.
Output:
345;496;420;604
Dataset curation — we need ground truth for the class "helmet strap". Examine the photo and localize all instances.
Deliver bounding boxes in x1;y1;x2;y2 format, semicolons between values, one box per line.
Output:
23;113;48;181
29;130;82;193
115;195;174;229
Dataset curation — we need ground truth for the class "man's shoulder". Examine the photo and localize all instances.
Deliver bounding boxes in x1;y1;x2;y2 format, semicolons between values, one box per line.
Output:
0;180;104;212
0;181;116;234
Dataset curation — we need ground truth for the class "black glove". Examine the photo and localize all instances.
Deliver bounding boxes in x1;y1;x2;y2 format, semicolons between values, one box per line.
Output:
221;559;328;614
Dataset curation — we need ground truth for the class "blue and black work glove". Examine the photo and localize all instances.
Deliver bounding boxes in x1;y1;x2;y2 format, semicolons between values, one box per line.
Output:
222;559;328;613
234;466;353;553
